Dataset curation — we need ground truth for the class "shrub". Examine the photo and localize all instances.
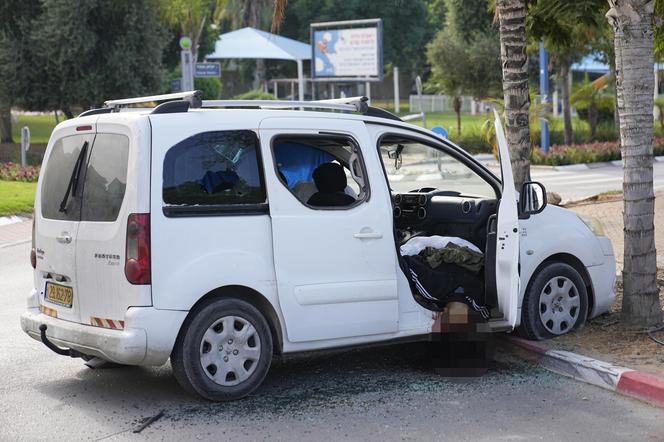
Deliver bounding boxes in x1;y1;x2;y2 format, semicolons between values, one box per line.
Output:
529;123;618;146
449;130;492;154
0;162;40;182
233;90;276;100
531;138;664;166
576;94;615;124
194;77;222;100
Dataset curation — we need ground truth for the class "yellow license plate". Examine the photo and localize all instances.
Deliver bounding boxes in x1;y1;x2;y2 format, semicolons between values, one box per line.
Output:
45;282;73;308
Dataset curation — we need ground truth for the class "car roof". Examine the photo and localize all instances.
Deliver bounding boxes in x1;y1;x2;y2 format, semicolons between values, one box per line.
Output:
71;106;446;140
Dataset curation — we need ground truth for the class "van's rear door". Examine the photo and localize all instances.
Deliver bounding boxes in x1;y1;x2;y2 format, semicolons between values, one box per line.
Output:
75;118;152;329
35;123;96;323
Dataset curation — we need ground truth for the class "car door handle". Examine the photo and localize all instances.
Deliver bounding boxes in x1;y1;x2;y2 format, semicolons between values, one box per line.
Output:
353;232;383;239
56;235;72;244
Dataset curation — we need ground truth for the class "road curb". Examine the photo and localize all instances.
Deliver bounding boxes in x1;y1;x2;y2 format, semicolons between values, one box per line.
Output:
503;336;664;407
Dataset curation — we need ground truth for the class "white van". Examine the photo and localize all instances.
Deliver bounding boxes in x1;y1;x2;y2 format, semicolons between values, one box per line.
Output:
21;93;616;401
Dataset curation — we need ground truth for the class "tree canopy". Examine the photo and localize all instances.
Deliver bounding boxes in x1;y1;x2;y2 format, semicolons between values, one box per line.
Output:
0;0;42;141
13;0;167;117
426;0;502;100
4;0;664;120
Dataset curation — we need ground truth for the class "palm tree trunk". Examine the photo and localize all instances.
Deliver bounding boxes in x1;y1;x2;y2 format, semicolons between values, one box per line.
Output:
611;66;621;133
497;0;531;191
607;0;662;328
560;62;573;145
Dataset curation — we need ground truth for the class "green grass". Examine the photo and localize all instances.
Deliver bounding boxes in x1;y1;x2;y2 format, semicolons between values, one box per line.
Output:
408;112;487;133
11;114;59;144
0;181;37;216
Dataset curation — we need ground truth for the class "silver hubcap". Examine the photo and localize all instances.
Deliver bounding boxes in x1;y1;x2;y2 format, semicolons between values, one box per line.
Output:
199;316;261;386
538;276;580;335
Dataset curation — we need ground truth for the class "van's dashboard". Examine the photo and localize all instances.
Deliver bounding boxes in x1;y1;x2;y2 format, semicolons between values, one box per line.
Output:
392;189;498;249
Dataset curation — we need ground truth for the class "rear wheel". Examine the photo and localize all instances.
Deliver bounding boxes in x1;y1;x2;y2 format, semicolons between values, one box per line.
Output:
519;262;588;341
171;298;273;401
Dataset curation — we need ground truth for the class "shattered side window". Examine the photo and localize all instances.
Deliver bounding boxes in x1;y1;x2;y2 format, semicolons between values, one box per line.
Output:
162;130;266;206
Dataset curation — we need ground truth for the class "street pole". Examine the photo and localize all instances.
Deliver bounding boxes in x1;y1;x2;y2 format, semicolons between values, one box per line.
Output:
539;41;550;154
393;66;400;114
20;126;30;168
296;59;304;101
180;37;194;92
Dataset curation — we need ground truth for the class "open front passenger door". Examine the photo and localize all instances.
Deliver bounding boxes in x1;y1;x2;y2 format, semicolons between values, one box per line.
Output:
488;110;520;331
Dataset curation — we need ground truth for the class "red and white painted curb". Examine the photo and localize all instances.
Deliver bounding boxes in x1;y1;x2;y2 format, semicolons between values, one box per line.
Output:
504;336;664;407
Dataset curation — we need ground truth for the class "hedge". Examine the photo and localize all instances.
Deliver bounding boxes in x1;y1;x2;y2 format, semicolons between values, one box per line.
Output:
0;162;40;182
531;138;664;166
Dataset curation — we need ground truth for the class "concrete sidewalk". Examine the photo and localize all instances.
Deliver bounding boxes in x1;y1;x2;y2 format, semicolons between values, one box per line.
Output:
569;191;664;272
0;218;31;248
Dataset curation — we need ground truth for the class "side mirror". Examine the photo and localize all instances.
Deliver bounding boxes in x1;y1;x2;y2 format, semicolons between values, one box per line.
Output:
520;181;547;216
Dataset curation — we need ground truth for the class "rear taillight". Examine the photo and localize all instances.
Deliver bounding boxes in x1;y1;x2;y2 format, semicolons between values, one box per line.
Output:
125;213;151;284
30;214;36;269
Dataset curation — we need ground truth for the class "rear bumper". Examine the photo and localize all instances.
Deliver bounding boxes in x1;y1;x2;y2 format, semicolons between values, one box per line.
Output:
21;304;188;366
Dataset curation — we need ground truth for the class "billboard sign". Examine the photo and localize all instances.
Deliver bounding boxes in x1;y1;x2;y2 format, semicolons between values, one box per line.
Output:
311;19;383;81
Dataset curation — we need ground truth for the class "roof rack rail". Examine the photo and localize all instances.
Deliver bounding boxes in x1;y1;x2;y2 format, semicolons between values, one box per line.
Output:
88;93;409;123
104;90;202;110
201;96;369;113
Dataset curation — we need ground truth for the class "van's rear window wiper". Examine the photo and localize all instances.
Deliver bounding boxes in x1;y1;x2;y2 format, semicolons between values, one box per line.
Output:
58;141;89;213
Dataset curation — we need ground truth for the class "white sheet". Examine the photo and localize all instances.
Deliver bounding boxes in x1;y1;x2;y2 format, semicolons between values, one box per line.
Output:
400;235;482;256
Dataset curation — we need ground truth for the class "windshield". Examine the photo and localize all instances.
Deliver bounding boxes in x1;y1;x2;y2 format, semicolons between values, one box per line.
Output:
379;138;496;198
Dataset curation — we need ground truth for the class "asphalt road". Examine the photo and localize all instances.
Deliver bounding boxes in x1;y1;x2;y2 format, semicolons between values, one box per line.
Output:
2;242;663;441
529;160;664;201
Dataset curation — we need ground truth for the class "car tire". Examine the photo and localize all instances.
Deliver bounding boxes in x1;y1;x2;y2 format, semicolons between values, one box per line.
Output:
518;262;588;341
171;298;273;401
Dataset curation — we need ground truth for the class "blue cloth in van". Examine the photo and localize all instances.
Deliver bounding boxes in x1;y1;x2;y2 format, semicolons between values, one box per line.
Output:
199;169;239;194
274;142;334;188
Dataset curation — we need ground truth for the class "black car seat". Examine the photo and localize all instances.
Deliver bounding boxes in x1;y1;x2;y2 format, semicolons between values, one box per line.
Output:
307;163;356;207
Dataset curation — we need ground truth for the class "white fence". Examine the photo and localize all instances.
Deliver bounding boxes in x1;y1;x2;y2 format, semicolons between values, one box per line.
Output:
409;95;486;114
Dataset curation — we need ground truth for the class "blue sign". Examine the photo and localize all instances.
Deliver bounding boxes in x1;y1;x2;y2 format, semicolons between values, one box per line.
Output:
431;126;448;139
195;63;221;78
170;79;182;93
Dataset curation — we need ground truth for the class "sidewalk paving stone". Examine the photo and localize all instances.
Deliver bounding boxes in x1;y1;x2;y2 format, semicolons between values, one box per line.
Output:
0;218;31;248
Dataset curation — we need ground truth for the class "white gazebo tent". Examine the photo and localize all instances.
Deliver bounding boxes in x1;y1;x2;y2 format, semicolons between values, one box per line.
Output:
207;27;311;101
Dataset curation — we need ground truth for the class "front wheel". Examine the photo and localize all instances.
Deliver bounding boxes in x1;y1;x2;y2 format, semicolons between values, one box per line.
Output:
518;262;588;341
171;298;273;401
